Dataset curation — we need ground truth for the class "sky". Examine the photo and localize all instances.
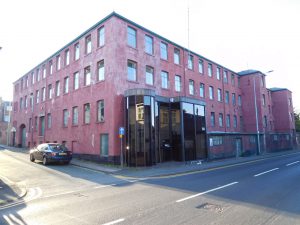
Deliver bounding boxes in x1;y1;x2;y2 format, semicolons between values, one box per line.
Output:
0;0;300;111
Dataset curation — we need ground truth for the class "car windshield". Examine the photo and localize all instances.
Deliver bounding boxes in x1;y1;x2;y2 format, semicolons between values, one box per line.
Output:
49;144;68;151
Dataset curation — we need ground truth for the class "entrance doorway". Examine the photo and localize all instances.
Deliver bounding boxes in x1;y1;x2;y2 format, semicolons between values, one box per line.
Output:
19;124;26;148
235;138;242;157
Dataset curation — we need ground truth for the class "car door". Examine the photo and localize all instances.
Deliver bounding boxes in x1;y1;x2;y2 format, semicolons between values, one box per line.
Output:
36;145;44;161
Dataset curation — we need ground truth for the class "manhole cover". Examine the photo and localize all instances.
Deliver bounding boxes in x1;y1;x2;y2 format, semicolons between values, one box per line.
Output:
196;202;224;213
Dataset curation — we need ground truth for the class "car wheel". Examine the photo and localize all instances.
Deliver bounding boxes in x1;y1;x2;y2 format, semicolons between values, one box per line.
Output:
65;161;70;165
30;154;35;162
42;157;48;165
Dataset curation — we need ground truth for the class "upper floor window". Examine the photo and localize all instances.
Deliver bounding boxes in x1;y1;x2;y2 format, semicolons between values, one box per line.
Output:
217;67;221;80
36;68;40;82
161;71;169;89
97;60;105;81
175;75;181;92
42;87;46;101
189;80;194;95
25;76;29;87
232;93;236;105
223;71;228;83
289;98;292;106
31;72;35;85
127;27;137;48
210;112;215;127
85;35;92;54
217;88;222;102
146;66;154;85
64;76;69;94
127;60;137;81
65;49;70;66
262;94;266;106
198;59;203;74
24;95;28;108
200;83;205;97
55;81;60;97
43;65;46;78
225;91;229;104
145;35;153;55
84;66;91;86
63;109;68;127
84;103;90;124
47;113;52;129
48;84;53;99
261;76;265;87
36;90;39;103
56;55;61;70
73;72;79;90
238;95;242;106
97;100;104;122
231;74;235;86
263;115;267;127
233;115;237;128
226;114;230;128
209;86;214;100
219;113;223;127
208;64;213;77
74;43;80;60
174;48;180;64
49;61;53;75
72;106;78;125
98;26;105;47
160;42;168;60
188;54;193;70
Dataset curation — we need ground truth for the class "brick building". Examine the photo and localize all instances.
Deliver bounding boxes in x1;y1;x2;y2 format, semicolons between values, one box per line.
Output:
12;12;296;166
0;98;12;145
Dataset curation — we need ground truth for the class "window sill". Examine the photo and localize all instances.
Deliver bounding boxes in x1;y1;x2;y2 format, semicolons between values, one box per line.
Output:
95;80;105;84
96;121;105;124
127;79;139;84
161;87;170;91
127;45;137;51
97;45;105;50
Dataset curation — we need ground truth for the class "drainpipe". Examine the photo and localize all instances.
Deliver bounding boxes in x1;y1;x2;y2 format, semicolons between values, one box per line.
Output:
253;75;261;155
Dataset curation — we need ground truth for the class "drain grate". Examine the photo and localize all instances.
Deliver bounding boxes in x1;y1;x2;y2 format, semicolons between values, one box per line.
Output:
196;202;224;213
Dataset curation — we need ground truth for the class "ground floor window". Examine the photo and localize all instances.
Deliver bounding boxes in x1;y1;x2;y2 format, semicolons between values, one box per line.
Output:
100;134;109;156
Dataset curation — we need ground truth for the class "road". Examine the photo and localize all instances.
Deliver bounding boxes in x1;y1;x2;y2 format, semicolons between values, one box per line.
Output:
1;148;300;225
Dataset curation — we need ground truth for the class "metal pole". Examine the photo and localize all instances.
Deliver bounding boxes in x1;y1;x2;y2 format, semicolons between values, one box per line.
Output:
253;75;261;155
120;136;123;167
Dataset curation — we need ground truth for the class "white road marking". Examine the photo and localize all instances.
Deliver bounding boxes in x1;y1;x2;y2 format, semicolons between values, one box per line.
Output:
94;184;117;189
102;218;125;225
286;161;300;166
254;168;279;177
176;181;239;203
3;215;14;225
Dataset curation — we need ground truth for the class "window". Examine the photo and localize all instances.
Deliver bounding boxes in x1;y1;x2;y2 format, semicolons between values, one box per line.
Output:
43;65;46;78
85;35;92;54
64;76;69;94
209;86;214;100
20;98;23;110
210;112;215;127
145;35;153;54
189;80;194;95
84;66;91;86
217;89;222;102
48;84;53;99
208;64;213;77
263;115;267;127
49;61;53;75
47;113;52;129
127;27;137;48
26;76;29;87
55;81;60;97
232;93;236;105
175;75;181;92
56;55;61;70
146;66;154;85
98;26;105;47
97;100;104;122
261;76;265;87
97;60;105;81
36;68;40;82
231;74;235;85
65;49;70;66
127;60;137;81
36;90;39;103
223;71;228;83
63;109;68;127
188;54;193;70
72;106;78;125
84;103;90;124
74;43;80;60
262;94;266;106
35;116;38;131
217;67;221;80
219;113;223;127
160;42;168;60
24;95;28;108
100;134;109;156
73;72;79;90
233;115;237;128
42;87;46;101
226;114;230;128
198;59;203;74
211;136;223;146
31;72;35;85
161;71;169;89
238;95;242;106
289;98;292;106
200;83;205;97
29;118;32;132
225;91;229;104
174;48;180;64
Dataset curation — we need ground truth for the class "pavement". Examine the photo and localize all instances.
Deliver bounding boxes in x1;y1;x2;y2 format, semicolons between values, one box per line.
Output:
1;144;300;206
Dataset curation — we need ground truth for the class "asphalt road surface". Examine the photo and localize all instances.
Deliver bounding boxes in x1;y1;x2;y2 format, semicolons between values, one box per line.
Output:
1;148;300;225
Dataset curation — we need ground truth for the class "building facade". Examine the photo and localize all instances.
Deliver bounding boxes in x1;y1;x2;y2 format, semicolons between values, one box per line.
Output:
0;98;12;145
12;12;296;166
